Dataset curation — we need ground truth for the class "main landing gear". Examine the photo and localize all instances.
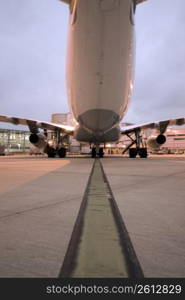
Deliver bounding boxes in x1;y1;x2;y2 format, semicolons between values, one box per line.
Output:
46;146;56;158
45;129;68;158
46;146;67;158
91;147;104;158
122;130;148;158
129;147;147;158
58;147;67;158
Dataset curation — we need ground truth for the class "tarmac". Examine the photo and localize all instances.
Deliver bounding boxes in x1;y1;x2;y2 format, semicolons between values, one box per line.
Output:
102;155;185;277
0;156;93;277
0;154;185;277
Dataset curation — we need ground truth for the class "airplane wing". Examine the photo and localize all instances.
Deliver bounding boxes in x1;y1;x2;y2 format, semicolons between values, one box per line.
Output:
0;115;74;134
121;117;185;135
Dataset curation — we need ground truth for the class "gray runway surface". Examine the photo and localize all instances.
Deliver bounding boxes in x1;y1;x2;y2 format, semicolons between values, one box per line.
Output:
102;156;185;277
0;155;184;277
0;156;93;277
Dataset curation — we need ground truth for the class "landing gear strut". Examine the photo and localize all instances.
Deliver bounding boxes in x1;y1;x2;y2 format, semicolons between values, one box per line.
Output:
123;130;148;158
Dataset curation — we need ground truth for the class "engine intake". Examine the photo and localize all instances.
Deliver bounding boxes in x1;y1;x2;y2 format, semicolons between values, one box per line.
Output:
156;134;166;145
147;134;166;149
29;133;47;149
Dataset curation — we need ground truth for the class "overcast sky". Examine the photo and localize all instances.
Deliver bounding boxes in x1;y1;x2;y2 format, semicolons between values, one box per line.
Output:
0;0;185;129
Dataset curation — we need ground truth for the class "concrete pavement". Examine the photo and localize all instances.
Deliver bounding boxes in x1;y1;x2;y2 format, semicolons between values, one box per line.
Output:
0;157;93;277
102;156;185;277
0;155;184;277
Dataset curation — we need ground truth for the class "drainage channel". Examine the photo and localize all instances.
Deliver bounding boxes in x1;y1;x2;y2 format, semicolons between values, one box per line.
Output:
59;159;144;278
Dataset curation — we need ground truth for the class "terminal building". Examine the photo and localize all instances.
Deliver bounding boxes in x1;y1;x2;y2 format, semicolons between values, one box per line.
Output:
0;114;185;155
0;128;30;155
161;127;185;153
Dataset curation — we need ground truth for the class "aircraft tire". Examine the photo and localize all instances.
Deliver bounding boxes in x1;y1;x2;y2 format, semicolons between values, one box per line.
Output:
99;148;104;158
91;148;96;158
138;148;148;158
47;147;56;158
129;148;137;158
58;147;67;158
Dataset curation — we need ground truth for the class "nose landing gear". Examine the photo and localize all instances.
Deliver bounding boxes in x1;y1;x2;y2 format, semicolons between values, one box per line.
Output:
99;147;104;158
91;147;97;158
91;146;104;158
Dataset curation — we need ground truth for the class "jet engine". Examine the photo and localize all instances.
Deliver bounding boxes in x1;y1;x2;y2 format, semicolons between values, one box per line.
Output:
147;134;166;149
29;133;47;149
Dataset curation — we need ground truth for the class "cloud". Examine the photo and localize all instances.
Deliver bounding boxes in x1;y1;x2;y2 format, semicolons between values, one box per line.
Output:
125;0;185;123
0;0;69;128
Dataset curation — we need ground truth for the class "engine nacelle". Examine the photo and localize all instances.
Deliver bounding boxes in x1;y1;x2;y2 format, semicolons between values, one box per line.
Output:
29;133;47;149
147;134;166;149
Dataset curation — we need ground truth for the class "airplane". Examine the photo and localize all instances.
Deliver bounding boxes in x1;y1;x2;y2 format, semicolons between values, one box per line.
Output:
1;0;185;159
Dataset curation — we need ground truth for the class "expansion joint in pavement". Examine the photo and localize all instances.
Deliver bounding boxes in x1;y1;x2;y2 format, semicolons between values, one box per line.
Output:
59;159;144;278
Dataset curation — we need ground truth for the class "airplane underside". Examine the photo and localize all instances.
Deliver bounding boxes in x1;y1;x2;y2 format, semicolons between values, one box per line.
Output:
74;126;120;144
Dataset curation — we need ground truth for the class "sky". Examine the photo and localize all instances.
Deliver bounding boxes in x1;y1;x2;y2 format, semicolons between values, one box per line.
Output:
0;0;185;130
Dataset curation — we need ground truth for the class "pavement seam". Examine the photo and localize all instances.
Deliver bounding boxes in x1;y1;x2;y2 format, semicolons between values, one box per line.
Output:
59;159;144;278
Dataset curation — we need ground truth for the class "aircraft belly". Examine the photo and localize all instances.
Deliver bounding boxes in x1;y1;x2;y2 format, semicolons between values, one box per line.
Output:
100;0;120;11
78;108;119;132
67;0;134;131
74;125;120;143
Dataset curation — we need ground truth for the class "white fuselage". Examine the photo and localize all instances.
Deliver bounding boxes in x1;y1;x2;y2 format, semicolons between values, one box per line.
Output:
66;0;135;143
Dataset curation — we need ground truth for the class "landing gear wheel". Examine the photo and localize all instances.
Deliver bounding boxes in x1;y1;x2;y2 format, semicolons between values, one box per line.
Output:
138;148;148;158
129;148;137;158
46;147;56;158
91;148;96;158
99;148;104;158
58;147;67;158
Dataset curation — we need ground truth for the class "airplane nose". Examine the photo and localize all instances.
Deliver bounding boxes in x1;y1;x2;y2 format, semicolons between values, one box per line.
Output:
78;109;119;132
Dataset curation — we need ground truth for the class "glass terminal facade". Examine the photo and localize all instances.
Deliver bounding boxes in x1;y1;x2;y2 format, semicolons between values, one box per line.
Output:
0;129;31;153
